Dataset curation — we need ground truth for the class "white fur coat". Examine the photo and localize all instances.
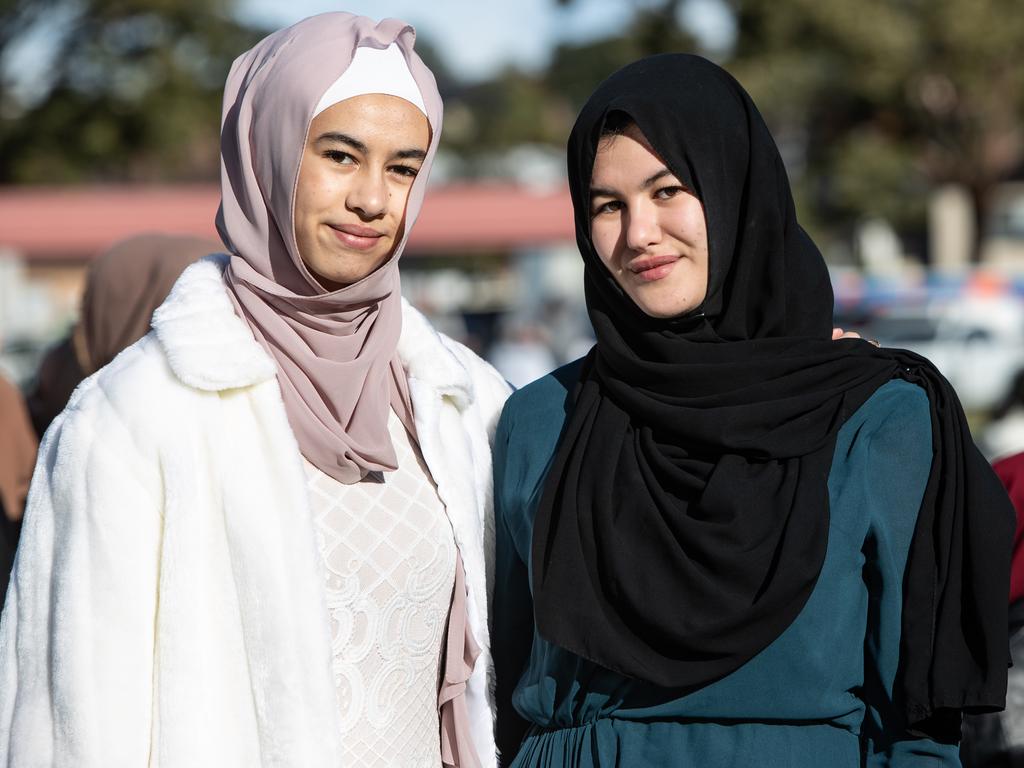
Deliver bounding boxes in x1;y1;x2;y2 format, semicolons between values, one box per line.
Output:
0;256;511;767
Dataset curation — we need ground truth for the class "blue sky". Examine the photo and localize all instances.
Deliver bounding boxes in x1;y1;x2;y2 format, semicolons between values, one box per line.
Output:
237;0;734;81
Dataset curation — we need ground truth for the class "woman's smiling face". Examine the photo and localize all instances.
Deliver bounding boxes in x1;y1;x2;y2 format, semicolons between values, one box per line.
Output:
293;93;430;291
589;122;709;319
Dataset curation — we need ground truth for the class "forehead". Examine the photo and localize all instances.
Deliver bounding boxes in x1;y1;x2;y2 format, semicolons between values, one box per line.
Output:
591;124;670;187
309;93;430;147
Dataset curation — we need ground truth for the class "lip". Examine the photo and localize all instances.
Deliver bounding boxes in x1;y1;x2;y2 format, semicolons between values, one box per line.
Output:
328;223;385;251
628;254;679;282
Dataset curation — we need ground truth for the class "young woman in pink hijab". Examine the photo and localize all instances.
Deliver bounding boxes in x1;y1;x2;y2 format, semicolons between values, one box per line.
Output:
0;14;509;767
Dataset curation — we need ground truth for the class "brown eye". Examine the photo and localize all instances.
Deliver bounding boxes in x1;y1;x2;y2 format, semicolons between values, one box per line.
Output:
655;186;684;200
389;164;419;179
324;150;355;165
591;200;622;217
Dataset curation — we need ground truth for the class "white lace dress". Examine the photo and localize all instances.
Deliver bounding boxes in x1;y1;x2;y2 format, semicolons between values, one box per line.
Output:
304;409;457;768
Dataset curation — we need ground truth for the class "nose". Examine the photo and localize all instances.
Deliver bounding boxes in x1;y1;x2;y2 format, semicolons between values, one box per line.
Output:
624;200;661;252
346;167;387;220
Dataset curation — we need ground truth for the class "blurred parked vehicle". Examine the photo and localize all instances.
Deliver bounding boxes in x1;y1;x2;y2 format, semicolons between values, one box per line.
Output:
863;294;1024;413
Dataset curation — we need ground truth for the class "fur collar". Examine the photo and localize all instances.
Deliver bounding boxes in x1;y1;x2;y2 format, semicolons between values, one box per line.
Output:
152;254;473;408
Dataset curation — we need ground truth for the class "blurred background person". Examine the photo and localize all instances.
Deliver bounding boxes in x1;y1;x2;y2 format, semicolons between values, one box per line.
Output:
962;451;1024;767
0;370;36;608
0;372;34;526
488;315;559;388
983;372;1024;463
25;233;217;439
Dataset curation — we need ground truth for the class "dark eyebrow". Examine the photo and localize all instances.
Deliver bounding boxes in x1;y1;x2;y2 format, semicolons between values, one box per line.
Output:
641;168;673;189
590;168;677;199
315;132;426;162
315;131;368;154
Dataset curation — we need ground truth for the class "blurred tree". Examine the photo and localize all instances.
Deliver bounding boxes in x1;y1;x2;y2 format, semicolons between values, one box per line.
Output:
442;67;568;161
554;0;690;57
0;0;60;105
0;0;266;183
725;0;1024;260
547;11;697;112
442;4;697;166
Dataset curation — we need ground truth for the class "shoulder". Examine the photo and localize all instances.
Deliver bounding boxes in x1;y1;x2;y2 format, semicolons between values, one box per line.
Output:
398;298;511;424
152;255;277;391
493;359;585;533
441;333;513;418
830;379;933;537
52;256;279;460
499;357;585;435
839;378;931;449
495;357;585;481
58;333;185;447
835;379;932;472
28;333;180;500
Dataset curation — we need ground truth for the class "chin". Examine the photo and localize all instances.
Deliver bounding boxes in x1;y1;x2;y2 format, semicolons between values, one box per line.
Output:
628;288;689;319
639;305;686;319
303;261;353;289
310;255;389;288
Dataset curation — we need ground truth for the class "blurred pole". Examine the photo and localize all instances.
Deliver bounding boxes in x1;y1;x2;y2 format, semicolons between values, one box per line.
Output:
929;184;973;273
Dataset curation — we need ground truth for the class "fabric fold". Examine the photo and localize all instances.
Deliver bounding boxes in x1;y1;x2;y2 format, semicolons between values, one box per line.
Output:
439;551;483;768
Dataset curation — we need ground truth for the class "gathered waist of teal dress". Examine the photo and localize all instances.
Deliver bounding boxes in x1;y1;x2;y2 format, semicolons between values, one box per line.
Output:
509;717;863;768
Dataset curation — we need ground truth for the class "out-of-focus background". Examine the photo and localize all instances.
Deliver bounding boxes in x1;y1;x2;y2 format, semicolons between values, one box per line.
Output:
2;0;1024;456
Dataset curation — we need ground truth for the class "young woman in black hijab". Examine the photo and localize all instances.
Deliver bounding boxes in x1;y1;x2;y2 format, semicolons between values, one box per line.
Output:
491;54;1014;768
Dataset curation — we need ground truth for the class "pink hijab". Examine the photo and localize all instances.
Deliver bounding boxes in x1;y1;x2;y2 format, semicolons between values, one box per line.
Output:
217;13;442;483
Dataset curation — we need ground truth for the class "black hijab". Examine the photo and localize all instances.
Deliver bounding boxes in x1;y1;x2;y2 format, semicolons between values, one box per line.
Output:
531;53;1013;734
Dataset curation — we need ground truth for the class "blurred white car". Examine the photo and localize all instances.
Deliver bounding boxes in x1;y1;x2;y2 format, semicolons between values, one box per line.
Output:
864;294;1024;412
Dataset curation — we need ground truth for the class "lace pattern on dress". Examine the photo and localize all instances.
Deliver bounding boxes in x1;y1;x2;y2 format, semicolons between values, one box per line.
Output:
305;409;456;768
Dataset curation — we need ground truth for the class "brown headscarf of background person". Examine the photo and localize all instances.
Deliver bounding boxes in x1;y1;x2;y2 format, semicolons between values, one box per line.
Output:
25;336;83;440
76;233;220;374
0;372;36;525
0;372;35;611
26;233;219;438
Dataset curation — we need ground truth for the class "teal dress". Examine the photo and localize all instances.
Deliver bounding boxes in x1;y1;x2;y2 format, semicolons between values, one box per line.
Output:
492;359;961;767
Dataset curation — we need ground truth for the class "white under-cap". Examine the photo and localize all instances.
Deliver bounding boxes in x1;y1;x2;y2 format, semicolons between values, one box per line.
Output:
313;43;427;118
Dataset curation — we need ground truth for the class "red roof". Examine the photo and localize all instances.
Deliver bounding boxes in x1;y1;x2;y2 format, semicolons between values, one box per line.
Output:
0;183;576;261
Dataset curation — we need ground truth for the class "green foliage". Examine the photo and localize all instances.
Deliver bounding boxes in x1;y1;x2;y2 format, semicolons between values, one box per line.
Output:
5;0;1020;263
830;129;927;226
548;12;697;113
0;0;59;53
2;0;702;183
440;6;697;162
447;70;562;155
0;0;266;183
725;0;1024;258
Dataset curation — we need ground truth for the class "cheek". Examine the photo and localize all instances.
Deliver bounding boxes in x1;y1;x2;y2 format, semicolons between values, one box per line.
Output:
296;164;340;219
387;183;414;224
682;204;709;252
590;220;620;271
293;175;318;224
